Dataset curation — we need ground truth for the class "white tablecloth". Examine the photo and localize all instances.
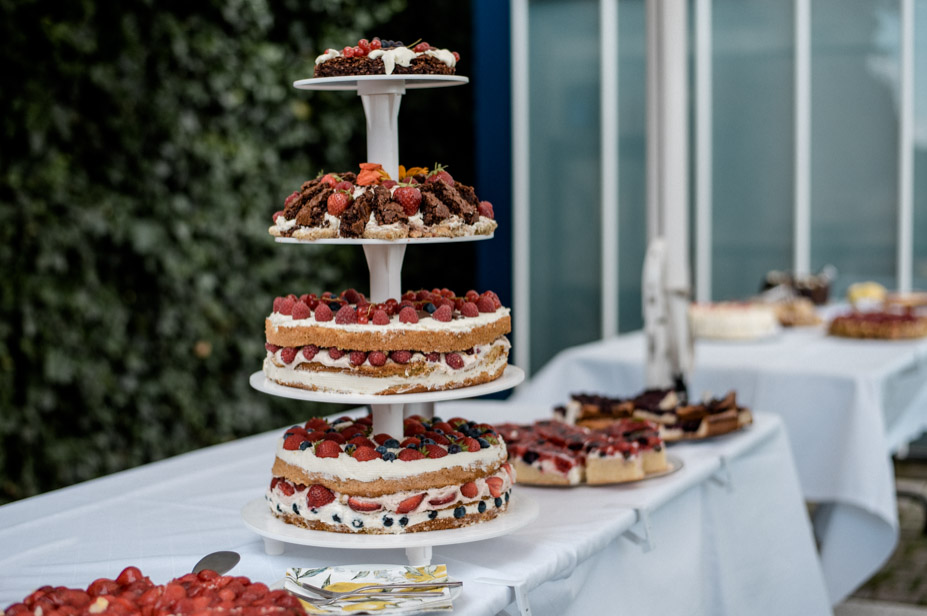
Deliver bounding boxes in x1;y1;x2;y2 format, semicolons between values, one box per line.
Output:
0;404;831;615
513;327;927;603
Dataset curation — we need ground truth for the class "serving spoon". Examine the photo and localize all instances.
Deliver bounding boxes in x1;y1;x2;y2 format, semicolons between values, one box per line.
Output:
192;550;241;575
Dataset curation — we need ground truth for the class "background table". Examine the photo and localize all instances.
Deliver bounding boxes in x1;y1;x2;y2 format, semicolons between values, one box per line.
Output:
513;326;927;604
0;403;830;615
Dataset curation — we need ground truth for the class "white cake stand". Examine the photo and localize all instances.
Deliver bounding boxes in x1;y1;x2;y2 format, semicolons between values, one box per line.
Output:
249;73;527;566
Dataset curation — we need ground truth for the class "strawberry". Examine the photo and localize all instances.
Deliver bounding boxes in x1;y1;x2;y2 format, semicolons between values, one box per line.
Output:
460;437;482;452
265;343;280;353
502;462;513;476
460;482;478;499
306;484;335;508
276;480;295;496
280;348;298;364
372;309;390;325
445;353;464;369
272;210;284;222
291;301;311;320
426;163;454;186
368;351;387;366
404;422;425;436
314;440;341;458
347;497;382;512
349;436;376;449
283;434;304;450
396;493;426;514
390;350;412;364
398;306;419;324
478;200;495;219
485;476;504;498
382;179;398;189
319;173;339;187
476;296;495;313
352;446;381;461
349;351;367;366
328;348;344;360
305;417;329;431
327;191;352;216
372;433;391;445
393;186;422;216
433;421;454;433
398;448;425;461
306;430;327;442
427;493;456;506
460;301;479;317
432;304;452;322
340;425;366;439
335;304;357;324
314;303;333;322
115;567;144;586
424;444;447;458
323;432;346;444
301;344;319;361
276;296;296;315
400;437;421;448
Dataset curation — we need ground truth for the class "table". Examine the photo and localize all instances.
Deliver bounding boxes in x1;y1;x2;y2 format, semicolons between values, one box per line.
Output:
0;403;831;616
512;327;927;603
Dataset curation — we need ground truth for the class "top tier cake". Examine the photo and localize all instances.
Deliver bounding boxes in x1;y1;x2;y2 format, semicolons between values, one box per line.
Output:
314;38;460;77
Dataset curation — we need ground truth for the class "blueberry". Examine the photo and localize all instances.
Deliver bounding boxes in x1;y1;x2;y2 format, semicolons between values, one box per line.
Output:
505;491;510;502
424;302;437;314
292;503;300;515
477;438;490;449
434;428;444;435
375;445;387;454
383;516;394;527
406;442;419;449
448;444;461;454
421;437;435;445
384;438;400;449
428;510;438;520
523;451;539;464
284;431;295;438
276;504;283;513
328;302;341;312
299;441;311;450
352;519;363;529
432;416;443;423
395;40;404;47
494;497;503;508
382;452;397;461
399;516;409;527
332;514;341;523
453;506;466;519
478;501;487;513
310;508;318;514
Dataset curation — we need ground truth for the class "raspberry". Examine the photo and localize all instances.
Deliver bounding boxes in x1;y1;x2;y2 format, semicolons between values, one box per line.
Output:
277;296;296;315
461;301;479;317
398;448;425;461
328;348;344;360
487;291;502;309
291;301;311;320
393;186;422;216
280;348;298;364
465;289;480;301
301;344;319;361
478;200;494;219
460;482;478;499
314;440;341;458
352;445;381;461
396;493;425;514
426;352;440;362
334;180;354;192
382;179;397;189
306;484;335;508
398;306;419;324
343;288;362;304
349;351;367;366
432;304;453;322
390;350;412;364
372;309;390;325
265;343;280;353
445;353;464;369
476;296;495;313
368;351;387;366
314;303;333;322
424;444;447;458
335;304;357;324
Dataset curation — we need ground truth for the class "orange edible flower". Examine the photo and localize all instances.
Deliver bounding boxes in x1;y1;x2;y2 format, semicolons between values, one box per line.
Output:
357;162;384;186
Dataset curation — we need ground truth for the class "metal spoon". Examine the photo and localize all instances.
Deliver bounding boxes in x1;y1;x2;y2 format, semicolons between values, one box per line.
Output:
192;550;241;575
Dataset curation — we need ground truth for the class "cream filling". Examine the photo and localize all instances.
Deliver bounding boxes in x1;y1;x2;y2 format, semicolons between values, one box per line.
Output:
262;340;509;395
367;47;417;75
270;342;498;371
268;306;510;335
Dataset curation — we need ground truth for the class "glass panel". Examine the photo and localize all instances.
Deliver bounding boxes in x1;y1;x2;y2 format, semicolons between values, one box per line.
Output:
810;0;899;296
528;0;602;371
914;0;927;291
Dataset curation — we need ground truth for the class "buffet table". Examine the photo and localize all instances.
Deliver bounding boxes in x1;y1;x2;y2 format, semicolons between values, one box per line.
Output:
513;327;927;604
0;404;830;615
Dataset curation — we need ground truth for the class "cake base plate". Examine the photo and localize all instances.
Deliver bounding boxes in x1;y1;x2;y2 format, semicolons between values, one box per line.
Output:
293;74;469;92
241;493;539;566
248;365;525;406
274;234;493;245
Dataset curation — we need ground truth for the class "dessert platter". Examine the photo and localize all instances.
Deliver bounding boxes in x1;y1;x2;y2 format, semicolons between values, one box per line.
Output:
245;36;533;566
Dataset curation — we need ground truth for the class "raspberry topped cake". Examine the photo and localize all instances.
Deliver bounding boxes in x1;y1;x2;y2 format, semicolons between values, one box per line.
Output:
828;311;927;339
264;287;511;395
314;38;460;77
493;419;666;486
266;414;513;534
269;163;497;240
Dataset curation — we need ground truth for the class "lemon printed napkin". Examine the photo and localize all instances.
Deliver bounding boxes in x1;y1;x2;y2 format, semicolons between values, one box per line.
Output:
285;564;456;615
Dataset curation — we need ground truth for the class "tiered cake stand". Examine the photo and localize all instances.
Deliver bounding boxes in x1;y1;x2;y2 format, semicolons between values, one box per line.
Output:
244;73;534;565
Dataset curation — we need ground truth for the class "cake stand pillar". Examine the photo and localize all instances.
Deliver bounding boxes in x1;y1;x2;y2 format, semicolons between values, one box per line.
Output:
364;244;406;303
405;545;433;566
371;402;405;440
357;80;405;182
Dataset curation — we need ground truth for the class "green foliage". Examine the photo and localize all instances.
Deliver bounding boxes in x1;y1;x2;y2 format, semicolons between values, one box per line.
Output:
0;0;406;503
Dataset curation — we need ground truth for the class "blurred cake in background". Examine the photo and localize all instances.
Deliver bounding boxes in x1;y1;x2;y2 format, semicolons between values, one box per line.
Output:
847;281;887;310
688;302;779;341
762;265;836;305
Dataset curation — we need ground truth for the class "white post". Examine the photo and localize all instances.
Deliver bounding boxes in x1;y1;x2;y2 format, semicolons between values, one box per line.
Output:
601;0;620;338
898;0;914;293
694;0;713;303
793;0;811;277
512;0;531;375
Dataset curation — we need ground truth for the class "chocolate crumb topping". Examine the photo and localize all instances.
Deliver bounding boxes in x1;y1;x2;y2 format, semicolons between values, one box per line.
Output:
420;191;451;225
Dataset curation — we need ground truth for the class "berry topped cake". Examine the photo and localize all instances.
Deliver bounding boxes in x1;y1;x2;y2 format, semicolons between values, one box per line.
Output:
314;38;459;77
493;419;666;486
269;163;496;240
264;287;511;395
266;414;513;534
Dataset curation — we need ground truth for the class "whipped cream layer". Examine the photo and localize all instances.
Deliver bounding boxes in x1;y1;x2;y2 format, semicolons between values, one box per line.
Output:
268;341;502;371
268;306;510;335
273;211;496;239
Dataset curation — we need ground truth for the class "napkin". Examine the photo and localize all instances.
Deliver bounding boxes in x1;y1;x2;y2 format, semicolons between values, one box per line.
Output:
285;564;456;615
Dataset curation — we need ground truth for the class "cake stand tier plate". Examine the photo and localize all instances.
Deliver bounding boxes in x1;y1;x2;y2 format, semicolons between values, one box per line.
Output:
293;75;469;92
241;493;539;565
249;365;525;406
274;234;493;245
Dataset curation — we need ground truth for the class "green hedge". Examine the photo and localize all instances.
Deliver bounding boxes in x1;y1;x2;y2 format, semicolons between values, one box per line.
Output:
0;0;416;503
